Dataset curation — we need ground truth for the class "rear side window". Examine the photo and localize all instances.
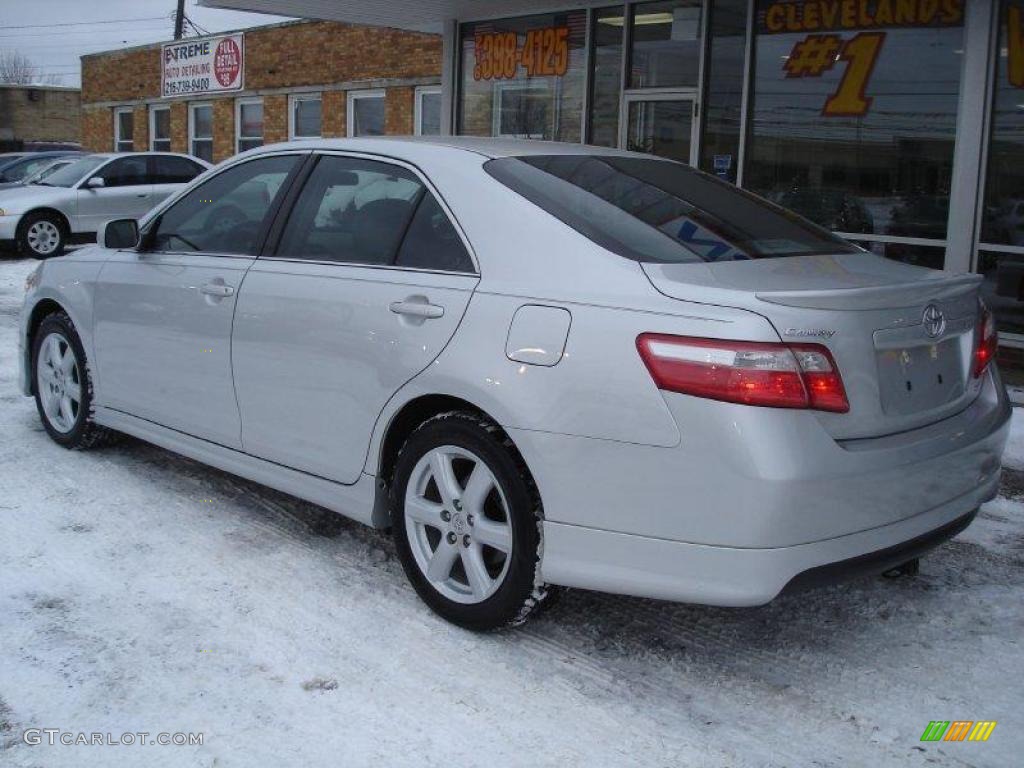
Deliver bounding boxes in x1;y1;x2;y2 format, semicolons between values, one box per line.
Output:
485;155;860;263
395;194;473;272
274;155;473;272
150;154;299;255
152;155;205;184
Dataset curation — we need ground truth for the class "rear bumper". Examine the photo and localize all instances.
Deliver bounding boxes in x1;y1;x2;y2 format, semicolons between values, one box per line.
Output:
517;368;1010;605
541;478;995;606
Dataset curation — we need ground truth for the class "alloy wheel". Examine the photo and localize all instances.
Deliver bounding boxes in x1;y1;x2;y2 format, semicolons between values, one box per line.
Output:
36;332;82;433
404;445;514;604
26;220;61;256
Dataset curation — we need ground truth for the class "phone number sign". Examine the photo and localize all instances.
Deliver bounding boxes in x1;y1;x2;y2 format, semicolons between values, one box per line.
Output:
162;33;244;97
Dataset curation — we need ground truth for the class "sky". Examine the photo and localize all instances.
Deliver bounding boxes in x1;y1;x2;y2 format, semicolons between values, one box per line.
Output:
0;0;295;87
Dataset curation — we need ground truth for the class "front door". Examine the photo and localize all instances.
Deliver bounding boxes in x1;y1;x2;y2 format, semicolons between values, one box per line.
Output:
75;155;154;234
620;94;698;164
92;153;303;448
231;152;479;484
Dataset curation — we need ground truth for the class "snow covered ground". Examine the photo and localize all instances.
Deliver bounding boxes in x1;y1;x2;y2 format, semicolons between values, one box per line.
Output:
1;255;1021;768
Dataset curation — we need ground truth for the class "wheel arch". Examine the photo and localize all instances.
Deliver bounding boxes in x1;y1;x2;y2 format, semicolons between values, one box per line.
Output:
19;207;72;237
24;297;69;395
370;393;542;529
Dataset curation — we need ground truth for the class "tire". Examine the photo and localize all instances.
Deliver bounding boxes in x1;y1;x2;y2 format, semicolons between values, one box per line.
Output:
18;211;66;259
32;311;117;450
390;411;554;630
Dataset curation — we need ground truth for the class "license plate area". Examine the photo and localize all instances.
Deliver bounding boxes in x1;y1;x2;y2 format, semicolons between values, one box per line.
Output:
874;333;968;417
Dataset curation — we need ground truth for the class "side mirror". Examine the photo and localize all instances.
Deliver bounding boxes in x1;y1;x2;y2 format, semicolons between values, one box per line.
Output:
100;218;140;249
85;176;105;189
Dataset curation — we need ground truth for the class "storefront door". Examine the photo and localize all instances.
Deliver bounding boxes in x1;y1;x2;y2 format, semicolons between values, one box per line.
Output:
620;93;698;164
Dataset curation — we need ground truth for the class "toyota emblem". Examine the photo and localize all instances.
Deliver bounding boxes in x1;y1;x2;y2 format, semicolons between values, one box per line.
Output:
922;304;946;339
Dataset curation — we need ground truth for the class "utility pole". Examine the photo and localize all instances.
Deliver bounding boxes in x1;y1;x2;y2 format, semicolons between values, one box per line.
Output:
174;0;186;39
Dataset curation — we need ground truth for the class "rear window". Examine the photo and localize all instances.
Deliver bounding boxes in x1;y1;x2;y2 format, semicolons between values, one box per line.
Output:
484;155;860;263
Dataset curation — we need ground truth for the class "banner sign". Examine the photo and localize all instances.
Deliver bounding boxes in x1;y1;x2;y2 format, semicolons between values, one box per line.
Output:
473;27;570;81
162;33;244;97
758;0;963;34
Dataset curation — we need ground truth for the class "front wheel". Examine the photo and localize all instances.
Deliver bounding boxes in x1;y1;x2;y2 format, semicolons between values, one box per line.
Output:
32;311;117;449
390;412;552;630
18;212;66;259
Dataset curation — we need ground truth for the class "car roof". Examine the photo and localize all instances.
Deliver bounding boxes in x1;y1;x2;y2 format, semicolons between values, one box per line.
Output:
244;136;637;161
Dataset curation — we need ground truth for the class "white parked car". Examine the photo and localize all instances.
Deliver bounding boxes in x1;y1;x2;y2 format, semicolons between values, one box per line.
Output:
0;152;210;258
18;138;1010;630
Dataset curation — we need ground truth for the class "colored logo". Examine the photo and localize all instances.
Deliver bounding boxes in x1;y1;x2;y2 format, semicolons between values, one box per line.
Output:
920;721;997;742
214;37;241;87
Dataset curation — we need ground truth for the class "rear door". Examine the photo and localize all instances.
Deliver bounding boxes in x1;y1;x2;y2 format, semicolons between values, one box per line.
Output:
93;153;303;447
232;152;479;483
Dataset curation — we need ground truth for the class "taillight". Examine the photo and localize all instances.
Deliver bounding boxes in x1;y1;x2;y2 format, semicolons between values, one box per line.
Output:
973;301;997;378
636;334;849;413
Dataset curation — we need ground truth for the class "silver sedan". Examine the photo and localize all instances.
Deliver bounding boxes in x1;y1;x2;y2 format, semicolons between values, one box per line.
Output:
0;152;209;258
18;138;1010;630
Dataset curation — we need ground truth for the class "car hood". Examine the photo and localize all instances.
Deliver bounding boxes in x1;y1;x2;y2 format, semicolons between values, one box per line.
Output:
0;184;71;213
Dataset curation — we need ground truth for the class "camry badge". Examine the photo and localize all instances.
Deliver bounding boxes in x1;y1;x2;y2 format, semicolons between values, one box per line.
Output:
783;328;837;339
922;305;946;339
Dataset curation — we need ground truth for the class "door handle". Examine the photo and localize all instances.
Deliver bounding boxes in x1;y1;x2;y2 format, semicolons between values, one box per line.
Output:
200;282;235;297
389;300;444;319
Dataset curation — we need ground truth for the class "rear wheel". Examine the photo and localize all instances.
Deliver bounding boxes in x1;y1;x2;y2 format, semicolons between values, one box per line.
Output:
32;311;117;449
18;212;66;259
390;412;552;630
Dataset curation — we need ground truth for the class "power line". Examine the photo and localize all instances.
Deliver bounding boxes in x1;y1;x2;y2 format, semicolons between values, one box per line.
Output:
1;16;167;30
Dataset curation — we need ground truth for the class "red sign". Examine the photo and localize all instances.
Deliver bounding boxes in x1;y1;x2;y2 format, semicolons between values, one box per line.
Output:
214;37;241;87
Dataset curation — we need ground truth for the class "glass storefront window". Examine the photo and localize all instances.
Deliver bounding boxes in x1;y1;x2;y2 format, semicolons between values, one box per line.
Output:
628;0;703;89
589;6;625;147
459;12;587;142
979;251;1024;337
745;0;965;257
699;0;747;183
981;1;1024;249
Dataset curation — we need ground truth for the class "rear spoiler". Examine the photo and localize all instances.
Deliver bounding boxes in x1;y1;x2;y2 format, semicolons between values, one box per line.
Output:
755;273;983;311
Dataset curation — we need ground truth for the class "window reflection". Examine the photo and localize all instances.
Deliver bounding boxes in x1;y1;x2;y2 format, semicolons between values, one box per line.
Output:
745;0;965;262
628;0;703;89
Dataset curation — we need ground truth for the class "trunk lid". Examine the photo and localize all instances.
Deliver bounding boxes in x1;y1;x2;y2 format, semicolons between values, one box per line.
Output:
642;253;986;440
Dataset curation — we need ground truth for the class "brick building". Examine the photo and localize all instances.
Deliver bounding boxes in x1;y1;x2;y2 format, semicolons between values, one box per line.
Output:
0;84;81;151
80;19;442;164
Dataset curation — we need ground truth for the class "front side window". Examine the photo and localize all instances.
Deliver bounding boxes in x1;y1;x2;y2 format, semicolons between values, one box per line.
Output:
415;87;442;136
290;95;322;139
99;155;147;188
237;99;264;152
459;12;587;142
115;108;134;152
150;154;299;255
348;91;385;137
744;0;966;269
486;154;859;263
150;107;171;152
190;104;213;163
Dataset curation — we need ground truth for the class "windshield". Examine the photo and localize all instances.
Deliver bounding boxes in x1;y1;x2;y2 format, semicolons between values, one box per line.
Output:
484;155;860;263
27;161;71;184
41;156;108;187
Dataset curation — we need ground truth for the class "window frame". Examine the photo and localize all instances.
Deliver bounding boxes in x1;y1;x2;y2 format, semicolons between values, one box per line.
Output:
188;102;214;163
288;93;323;139
414;85;442;136
139;151;308;259
346;89;386;137
114;107;134;152
236;96;265;154
149;105;171;152
262;150;479;275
